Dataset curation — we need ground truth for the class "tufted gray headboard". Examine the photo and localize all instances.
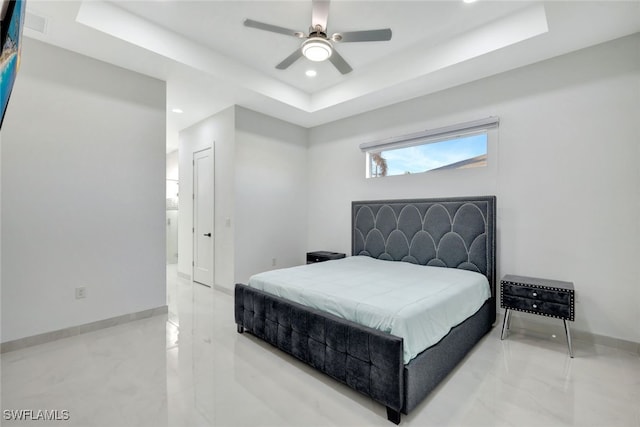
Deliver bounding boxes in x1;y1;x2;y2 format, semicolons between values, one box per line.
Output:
352;196;496;299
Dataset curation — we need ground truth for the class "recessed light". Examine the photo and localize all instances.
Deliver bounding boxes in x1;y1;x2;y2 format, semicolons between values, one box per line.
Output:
463;0;477;3
305;70;317;77
171;108;183;114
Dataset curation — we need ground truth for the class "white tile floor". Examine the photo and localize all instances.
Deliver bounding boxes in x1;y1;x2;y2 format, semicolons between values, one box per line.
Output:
1;270;639;427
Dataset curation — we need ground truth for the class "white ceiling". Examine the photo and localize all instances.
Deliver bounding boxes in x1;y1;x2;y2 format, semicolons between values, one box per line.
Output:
22;1;640;152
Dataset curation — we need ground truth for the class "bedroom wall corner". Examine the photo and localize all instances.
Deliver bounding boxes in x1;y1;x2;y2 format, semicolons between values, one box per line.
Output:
178;106;236;290
233;106;308;285
306;34;640;346
0;39;166;343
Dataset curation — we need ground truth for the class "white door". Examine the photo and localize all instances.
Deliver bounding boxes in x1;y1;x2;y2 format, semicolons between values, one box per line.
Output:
193;147;213;286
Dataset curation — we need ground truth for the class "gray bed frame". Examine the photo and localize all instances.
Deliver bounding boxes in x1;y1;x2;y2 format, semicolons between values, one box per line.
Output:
235;196;496;424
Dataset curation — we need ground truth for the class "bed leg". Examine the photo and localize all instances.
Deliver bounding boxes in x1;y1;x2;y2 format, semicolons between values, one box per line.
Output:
237;324;244;334
386;407;401;425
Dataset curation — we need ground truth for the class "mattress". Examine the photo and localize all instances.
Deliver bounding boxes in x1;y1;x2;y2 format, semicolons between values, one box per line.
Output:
247;256;491;363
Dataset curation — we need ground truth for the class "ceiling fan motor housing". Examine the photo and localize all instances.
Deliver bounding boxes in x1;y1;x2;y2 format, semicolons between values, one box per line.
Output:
302;37;333;61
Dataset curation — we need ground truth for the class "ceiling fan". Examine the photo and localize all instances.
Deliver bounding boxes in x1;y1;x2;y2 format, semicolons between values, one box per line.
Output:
243;0;392;75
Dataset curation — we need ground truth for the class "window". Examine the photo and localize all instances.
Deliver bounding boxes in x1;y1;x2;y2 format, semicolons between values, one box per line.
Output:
368;133;487;177
361;117;498;178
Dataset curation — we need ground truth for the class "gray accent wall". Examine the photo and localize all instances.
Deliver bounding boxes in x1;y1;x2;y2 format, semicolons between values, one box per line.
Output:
1;39;166;343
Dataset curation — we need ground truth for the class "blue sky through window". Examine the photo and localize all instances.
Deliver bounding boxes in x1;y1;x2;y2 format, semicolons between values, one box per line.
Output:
376;133;487;176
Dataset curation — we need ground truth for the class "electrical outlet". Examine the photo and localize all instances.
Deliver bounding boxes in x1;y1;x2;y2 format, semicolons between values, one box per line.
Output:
272;258;277;267
75;287;87;299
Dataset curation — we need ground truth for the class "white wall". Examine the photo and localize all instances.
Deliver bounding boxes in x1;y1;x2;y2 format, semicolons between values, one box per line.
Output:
178;106;236;288
177;106;308;290
307;34;640;344
166;150;179;181
1;39;167;343
166;150;179;265
234;107;308;284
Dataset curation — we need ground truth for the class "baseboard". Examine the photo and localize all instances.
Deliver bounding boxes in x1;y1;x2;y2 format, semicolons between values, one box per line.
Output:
213;283;233;296
0;305;168;354
498;310;640;355
177;271;191;280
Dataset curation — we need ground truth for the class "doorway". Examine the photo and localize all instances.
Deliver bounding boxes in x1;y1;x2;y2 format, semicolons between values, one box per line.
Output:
166;149;181;326
192;147;214;287
166;179;179;265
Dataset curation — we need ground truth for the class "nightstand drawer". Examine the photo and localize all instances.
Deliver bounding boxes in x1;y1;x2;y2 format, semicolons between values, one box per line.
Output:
502;295;571;319
502;283;570;305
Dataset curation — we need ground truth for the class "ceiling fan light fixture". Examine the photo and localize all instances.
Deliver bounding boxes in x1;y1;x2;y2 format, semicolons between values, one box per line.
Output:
302;37;332;62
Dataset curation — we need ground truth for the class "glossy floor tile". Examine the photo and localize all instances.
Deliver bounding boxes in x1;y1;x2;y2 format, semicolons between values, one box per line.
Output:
1;271;639;427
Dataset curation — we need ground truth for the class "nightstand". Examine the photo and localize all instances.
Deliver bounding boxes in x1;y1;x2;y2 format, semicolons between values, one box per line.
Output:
306;251;346;264
500;274;575;357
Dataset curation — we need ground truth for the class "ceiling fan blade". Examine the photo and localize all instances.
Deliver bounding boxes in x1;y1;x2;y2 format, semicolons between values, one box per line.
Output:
336;28;392;43
311;0;330;32
328;49;353;75
244;19;303;38
276;49;304;70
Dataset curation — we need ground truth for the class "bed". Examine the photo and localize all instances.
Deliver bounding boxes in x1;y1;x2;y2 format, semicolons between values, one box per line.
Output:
234;196;496;424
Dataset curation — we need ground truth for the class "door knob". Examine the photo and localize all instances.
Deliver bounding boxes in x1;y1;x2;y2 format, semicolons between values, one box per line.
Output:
203;233;212;237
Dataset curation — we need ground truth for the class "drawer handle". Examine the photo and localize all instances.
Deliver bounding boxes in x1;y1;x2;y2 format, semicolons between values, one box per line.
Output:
532;292;537;297
532;304;538;309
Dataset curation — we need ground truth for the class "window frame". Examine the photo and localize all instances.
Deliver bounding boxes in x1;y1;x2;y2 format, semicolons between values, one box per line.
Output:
366;131;489;178
361;117;499;179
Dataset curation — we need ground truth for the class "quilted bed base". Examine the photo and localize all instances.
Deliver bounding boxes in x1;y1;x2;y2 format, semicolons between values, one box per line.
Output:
235;283;493;423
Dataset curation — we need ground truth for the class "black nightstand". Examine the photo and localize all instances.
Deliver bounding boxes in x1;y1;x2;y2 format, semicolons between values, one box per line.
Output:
306;251;346;264
500;274;575;357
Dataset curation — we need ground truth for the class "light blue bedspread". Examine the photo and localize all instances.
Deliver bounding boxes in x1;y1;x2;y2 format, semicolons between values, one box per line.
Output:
247;256;490;364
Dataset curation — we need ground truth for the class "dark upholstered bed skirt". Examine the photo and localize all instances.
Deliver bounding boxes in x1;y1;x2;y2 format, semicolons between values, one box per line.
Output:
403;297;493;413
235;283;493;423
